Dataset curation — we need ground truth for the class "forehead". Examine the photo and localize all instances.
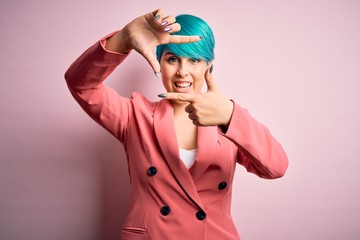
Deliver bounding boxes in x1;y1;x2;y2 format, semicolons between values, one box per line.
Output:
162;51;179;57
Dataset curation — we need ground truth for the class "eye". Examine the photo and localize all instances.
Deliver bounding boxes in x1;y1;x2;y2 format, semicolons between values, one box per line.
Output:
167;56;179;63
190;58;201;63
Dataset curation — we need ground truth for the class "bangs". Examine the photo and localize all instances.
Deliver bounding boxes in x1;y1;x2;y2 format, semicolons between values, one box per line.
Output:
164;42;208;61
156;14;215;63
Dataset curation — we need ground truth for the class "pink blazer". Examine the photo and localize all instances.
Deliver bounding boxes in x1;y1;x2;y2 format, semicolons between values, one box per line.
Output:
65;33;288;240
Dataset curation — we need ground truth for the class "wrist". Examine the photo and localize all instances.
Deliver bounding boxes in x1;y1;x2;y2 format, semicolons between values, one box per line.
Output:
221;100;234;128
105;29;132;54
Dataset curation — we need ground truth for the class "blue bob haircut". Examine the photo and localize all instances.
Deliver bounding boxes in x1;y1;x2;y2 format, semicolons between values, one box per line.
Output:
156;14;215;63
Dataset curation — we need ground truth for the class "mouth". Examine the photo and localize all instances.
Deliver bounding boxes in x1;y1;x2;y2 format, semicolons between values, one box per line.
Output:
173;82;192;89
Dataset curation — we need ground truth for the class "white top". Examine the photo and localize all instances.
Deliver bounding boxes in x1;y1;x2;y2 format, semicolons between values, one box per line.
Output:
179;148;197;169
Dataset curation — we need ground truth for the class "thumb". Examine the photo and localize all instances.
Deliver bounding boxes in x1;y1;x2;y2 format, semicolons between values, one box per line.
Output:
141;49;161;76
169;35;202;44
204;65;217;91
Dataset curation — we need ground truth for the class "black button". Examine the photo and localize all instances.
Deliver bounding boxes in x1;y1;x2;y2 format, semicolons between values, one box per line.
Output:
196;210;206;220
218;181;227;190
160;206;171;216
147;166;157;176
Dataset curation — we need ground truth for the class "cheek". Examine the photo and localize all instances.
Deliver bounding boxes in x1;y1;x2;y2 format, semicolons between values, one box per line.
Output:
160;67;173;91
160;64;175;78
192;67;208;90
160;68;170;82
193;68;207;82
193;77;206;91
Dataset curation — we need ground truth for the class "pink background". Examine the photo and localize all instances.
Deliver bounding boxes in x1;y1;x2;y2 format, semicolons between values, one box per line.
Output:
1;0;359;239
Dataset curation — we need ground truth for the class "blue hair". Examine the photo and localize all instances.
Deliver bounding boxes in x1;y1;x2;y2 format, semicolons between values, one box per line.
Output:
156;14;215;63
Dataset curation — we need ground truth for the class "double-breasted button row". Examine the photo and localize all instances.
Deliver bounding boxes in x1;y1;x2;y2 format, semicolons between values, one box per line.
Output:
159;205;206;221
147;166;227;192
147;166;157;176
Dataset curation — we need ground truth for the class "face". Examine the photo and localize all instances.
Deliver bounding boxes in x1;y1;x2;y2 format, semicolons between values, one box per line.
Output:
160;51;210;99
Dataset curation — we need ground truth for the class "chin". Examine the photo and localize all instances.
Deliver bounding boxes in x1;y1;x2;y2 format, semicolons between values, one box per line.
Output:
170;99;189;106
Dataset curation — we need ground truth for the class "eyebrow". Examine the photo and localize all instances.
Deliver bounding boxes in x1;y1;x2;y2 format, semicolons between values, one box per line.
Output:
164;52;175;56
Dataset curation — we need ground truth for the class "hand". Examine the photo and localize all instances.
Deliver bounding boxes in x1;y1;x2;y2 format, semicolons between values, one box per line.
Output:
120;9;201;74
163;68;234;127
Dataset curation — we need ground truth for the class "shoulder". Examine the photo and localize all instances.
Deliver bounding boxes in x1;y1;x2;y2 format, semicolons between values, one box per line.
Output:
130;92;158;113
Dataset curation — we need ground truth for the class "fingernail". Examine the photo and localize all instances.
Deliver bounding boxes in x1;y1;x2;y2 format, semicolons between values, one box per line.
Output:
154;72;161;78
155;14;160;20
158;93;167;98
210;64;214;73
164;26;172;32
161;20;168;26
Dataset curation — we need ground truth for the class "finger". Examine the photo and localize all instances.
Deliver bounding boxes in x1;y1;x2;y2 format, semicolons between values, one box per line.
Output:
160;15;176;26
161;22;179;33
185;104;194;113
153;8;164;20
204;65;218;91
162;92;196;102
188;112;197;120
192;119;200;126
141;49;161;74
169;35;202;44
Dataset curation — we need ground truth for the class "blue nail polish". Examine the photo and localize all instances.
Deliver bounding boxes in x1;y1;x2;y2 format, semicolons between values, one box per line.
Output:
210;64;214;73
158;93;167;98
164;26;172;32
161;20;168;26
155;15;160;20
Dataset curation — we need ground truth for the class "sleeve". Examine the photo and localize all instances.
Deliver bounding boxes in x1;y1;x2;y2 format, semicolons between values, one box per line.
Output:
64;32;132;143
221;101;289;179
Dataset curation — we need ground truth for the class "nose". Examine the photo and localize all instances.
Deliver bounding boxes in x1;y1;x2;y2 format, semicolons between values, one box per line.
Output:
176;62;190;77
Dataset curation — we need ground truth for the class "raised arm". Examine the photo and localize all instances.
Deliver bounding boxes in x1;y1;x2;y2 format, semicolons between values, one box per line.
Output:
224;103;289;179
162;65;288;179
105;8;201;74
64;9;201;141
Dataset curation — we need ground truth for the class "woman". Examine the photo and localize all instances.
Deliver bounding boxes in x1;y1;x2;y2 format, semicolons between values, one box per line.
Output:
65;8;288;240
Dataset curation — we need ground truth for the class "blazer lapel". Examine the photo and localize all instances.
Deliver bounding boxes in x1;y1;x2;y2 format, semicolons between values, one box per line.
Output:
154;99;204;208
189;125;218;181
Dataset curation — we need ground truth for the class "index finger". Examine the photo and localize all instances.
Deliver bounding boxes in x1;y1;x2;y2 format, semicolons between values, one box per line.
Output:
158;92;196;102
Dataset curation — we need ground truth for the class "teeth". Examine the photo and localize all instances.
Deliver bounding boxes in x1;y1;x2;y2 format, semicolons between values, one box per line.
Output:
174;82;191;88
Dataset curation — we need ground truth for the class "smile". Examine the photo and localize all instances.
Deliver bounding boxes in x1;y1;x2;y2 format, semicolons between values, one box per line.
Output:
174;82;192;89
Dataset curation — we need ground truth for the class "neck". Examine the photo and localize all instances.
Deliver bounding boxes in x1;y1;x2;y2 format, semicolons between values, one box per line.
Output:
171;101;188;117
171;100;198;150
